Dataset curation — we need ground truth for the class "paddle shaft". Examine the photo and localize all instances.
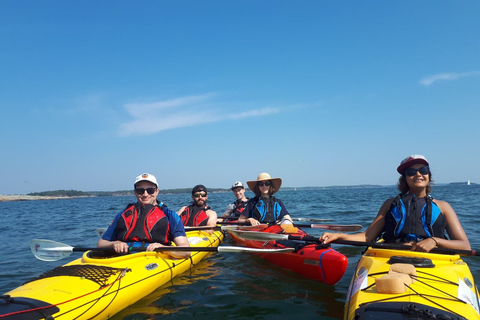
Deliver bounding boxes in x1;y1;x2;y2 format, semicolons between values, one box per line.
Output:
222;217;332;222
79;246;220;252
332;240;480;257
218;221;362;231
236;232;480;257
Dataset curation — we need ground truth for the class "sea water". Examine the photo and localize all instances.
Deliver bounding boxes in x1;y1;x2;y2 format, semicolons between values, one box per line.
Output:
1;185;479;319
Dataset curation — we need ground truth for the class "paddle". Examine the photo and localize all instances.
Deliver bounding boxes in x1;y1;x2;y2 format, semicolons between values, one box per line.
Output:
218;221;362;232
292;218;332;222
221;217;332;223
225;231;480;257
227;229;321;242
30;239;295;262
95;224;269;237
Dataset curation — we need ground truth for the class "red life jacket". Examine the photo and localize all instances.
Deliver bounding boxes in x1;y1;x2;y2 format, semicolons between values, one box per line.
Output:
180;205;210;226
232;199;248;218
116;203;170;245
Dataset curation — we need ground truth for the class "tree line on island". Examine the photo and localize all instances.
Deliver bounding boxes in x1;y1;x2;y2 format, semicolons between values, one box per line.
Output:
27;185;392;198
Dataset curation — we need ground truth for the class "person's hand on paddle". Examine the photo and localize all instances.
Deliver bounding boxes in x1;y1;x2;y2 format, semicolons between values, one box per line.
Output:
112;241;130;253
146;242;170;251
320;232;345;244
411;237;437;253
247;218;261;226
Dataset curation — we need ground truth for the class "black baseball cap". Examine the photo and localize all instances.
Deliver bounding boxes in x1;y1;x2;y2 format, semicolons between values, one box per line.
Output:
192;184;207;195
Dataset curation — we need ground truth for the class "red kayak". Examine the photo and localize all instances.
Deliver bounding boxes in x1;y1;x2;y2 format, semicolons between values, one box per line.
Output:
227;225;348;285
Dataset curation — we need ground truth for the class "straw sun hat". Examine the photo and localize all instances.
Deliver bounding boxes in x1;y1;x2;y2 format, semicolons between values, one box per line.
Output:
247;172;282;195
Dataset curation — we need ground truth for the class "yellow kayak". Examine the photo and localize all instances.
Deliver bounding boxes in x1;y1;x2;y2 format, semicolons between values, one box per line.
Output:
344;247;480;320
0;230;223;320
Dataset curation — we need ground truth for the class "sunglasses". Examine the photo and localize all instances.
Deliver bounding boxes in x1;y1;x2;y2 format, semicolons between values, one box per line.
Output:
135;187;157;195
193;192;207;198
257;181;272;187
405;166;430;177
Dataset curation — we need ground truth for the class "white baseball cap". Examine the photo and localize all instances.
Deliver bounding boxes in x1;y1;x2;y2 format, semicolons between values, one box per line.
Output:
231;181;244;189
134;173;158;187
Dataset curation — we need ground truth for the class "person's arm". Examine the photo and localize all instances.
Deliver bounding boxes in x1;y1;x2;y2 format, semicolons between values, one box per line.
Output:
237;199;260;225
177;206;186;216
320;199;391;244
222;204;235;217
238;214;260;226
276;199;293;224
152;206;190;258
96;212;131;253
217;203;235;222
206;209;218;227
413;200;471;252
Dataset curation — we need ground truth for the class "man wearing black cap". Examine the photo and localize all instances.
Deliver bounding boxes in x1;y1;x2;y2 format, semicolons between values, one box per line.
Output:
178;185;218;228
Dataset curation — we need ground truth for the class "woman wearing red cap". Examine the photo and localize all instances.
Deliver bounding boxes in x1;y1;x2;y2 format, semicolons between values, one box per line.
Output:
320;155;471;252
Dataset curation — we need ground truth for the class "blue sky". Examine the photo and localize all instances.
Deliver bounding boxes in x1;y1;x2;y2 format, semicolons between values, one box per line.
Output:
1;1;479;194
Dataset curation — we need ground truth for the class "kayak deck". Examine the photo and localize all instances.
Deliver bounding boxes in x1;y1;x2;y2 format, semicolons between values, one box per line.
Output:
0;230;223;320
227;225;347;285
344;247;480;320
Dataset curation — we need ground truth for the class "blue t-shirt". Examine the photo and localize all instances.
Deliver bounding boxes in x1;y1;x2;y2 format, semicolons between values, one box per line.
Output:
101;202;186;242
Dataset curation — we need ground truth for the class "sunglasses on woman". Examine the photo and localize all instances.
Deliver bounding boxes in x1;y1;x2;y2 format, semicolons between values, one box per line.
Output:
135;187;157;195
257;181;272;187
405;166;430;177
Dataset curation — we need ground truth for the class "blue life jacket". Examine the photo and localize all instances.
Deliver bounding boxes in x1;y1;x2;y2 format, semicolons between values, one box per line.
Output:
383;194;447;243
253;197;283;223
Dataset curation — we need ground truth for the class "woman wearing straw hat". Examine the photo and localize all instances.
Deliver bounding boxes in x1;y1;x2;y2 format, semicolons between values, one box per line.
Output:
238;172;293;226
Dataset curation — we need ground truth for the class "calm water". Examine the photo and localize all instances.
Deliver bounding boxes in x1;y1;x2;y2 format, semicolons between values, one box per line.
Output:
1;185;479;319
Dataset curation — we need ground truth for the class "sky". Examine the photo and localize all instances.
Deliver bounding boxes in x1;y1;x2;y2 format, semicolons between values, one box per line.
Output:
1;1;479;194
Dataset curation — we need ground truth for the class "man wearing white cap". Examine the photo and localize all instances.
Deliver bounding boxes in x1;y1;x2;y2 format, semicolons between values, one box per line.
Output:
97;173;190;258
218;181;249;222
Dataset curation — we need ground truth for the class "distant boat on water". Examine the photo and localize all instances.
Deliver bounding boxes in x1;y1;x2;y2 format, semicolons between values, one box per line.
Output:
449;181;476;186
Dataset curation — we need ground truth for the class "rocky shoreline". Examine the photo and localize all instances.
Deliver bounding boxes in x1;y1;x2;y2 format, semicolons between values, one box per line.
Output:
0;195;76;202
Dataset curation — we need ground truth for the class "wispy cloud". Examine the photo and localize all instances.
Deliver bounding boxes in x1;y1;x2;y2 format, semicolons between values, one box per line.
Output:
119;93;280;136
419;71;480;86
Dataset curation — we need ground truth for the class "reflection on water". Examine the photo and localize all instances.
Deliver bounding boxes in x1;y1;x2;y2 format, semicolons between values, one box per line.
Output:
1;185;479;319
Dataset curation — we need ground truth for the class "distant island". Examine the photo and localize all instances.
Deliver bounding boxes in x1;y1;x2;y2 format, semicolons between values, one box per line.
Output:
0;183;475;202
25;185;388;198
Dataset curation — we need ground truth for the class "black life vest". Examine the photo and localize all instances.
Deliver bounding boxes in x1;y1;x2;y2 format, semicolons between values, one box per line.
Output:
251;196;283;223
382;194;447;243
115;202;170;245
231;198;248;218
180;205;210;226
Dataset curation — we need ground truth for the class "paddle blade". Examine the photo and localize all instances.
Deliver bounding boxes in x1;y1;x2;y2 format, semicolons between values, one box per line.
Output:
228;230;288;241
310;224;363;232
30;239;74;261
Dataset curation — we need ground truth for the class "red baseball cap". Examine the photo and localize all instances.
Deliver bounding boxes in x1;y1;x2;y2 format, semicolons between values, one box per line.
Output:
397;155;429;175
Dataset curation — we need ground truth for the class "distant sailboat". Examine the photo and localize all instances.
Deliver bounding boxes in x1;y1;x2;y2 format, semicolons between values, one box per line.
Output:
468;180;471;185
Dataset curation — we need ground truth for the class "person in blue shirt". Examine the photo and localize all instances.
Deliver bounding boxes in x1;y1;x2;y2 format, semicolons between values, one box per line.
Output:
97;173;190;258
238;172;293;226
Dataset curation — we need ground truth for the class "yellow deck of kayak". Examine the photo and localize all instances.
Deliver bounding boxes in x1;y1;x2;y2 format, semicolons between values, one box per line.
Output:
344;247;480;320
3;230;223;320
